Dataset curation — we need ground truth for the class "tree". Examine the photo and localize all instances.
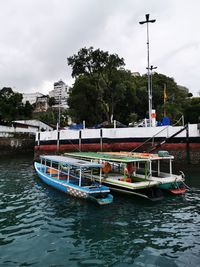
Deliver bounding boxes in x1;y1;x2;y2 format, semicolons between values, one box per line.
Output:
0;87;23;122
68;47;125;123
133;73;189;123
67;68;139;126
23;101;34;118
0;87;34;122
67;47;194;125
48;97;56;107
67;76;104;126
184;97;200;123
33;109;68;127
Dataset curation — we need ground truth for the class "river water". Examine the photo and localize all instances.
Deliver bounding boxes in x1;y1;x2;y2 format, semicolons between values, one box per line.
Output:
0;154;200;267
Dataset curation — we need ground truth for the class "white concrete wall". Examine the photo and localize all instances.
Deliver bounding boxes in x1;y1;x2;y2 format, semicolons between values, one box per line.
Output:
60;129;79;140
81;129;101;139
103;125;199;139
39;131;58;141
103;126;170;138
14;120;53;131
35;124;200;142
0;125;36;134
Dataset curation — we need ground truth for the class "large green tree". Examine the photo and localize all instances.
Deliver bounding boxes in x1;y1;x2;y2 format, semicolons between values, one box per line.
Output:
133;73;189;123
68;47;125;123
67;47;194;126
150;73;188;121
67;76;103;125
67;69;139;126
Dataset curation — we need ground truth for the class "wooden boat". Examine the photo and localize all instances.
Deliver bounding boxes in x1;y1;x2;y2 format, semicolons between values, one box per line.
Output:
96;151;187;195
34;155;113;205
64;152;164;201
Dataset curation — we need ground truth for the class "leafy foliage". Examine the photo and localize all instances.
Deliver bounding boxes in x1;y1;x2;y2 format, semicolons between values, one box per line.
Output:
68;47;125;123
139;73;189;122
0;48;196;127
48;97;56;107
184;97;200;123
0;87;33;123
67;46;195;126
33;109;68;127
67;76;103;125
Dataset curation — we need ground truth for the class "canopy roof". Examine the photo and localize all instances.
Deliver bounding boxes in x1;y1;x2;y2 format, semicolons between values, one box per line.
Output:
64;152;149;163
40;155;102;168
102;151;174;160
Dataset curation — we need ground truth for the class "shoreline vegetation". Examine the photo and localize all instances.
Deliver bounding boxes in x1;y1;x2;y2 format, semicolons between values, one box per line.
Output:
0;47;199;128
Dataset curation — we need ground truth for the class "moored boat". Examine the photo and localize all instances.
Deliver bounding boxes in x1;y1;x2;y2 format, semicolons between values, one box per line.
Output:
96;151;187;195
64;152;164;201
34;155;113;205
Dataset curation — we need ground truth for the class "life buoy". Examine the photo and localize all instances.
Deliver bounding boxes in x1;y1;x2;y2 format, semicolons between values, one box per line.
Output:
102;162;111;174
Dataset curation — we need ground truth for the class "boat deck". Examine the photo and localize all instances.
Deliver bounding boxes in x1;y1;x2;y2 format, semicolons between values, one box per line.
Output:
86;172;159;189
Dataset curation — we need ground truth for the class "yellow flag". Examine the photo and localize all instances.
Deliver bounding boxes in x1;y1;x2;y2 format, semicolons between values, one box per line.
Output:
164;84;167;103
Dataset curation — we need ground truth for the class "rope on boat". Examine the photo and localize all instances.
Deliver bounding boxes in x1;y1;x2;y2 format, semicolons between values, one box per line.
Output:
179;170;192;191
179;171;185;179
174;177;180;190
182;181;193;191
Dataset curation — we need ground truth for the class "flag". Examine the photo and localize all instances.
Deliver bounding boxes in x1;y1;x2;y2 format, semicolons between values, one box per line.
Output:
164;84;168;103
163;84;168;117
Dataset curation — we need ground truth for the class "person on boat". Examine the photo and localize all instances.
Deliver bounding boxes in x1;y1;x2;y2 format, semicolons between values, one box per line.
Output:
124;163;134;182
102;162;111;177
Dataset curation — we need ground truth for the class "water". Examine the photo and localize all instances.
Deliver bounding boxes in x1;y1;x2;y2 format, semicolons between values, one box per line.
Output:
0;155;200;267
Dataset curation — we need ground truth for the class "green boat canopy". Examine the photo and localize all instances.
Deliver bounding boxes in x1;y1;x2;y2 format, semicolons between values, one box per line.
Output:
64;152;149;163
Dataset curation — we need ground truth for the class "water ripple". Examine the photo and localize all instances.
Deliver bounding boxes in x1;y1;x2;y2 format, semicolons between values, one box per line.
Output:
0;155;200;266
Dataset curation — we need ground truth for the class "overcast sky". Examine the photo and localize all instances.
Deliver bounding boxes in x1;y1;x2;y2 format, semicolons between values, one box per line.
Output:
0;0;200;96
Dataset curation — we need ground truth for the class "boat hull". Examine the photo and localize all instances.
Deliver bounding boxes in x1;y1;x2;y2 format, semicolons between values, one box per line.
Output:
81;170;163;201
132;174;186;194
159;182;186;194
99;181;164;201
34;162;113;205
168;188;187;195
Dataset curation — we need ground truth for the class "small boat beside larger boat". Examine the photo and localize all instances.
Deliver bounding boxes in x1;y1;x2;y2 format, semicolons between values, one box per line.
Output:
101;151;187;195
64;151;187;197
64;152;164;201
34;155;113;205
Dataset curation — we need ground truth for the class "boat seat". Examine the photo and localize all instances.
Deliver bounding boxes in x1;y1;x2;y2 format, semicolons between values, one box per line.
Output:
51;175;67;180
59;175;67;180
47;168;58;175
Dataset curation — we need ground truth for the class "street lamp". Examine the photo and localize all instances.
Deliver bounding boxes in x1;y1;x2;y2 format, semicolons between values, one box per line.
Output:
139;14;156;126
146;65;157;112
57;93;61;131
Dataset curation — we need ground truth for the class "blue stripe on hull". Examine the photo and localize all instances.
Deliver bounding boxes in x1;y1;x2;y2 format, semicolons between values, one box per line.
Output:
34;162;113;205
34;162;87;197
36;167;68;194
159;181;183;190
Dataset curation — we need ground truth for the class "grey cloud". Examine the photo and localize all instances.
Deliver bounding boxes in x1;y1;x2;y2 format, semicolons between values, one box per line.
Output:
0;0;199;95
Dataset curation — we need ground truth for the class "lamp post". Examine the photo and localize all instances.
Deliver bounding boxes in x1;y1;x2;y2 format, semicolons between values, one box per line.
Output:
139;14;156;126
56;95;61;130
147;65;157;112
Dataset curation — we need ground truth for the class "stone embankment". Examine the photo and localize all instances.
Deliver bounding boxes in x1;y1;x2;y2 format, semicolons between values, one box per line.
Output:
0;133;35;156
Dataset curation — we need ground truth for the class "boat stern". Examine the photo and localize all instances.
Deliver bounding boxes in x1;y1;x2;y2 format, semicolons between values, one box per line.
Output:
95;194;113;205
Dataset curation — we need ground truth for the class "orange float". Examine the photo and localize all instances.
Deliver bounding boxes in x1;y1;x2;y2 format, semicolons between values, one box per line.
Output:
102;162;111;174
